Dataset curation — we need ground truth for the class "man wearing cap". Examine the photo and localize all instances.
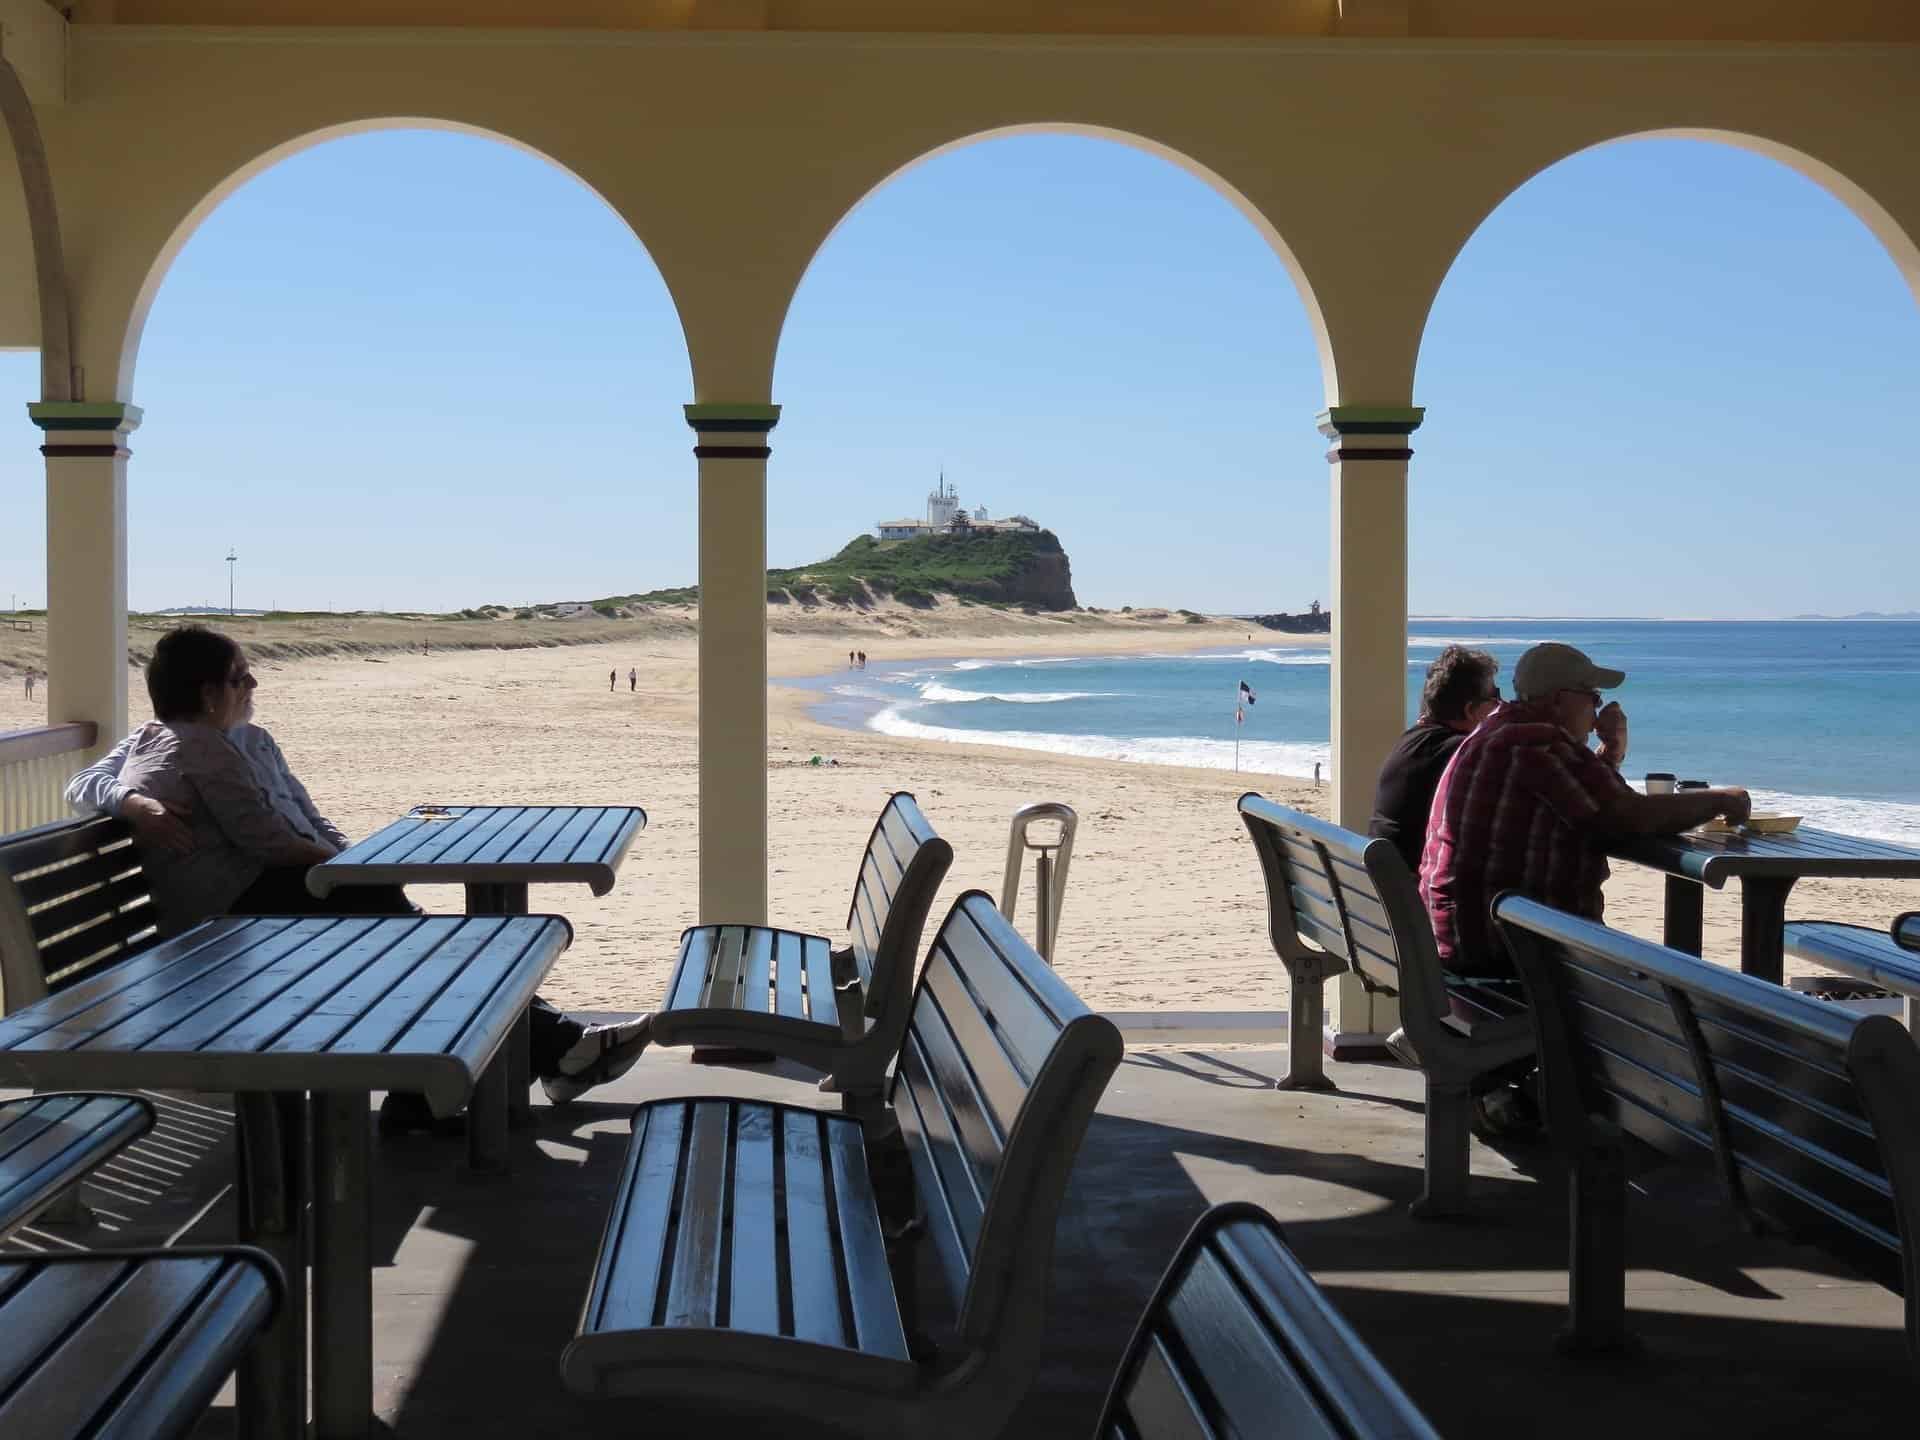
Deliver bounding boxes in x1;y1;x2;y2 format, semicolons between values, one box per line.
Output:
1420;642;1751;979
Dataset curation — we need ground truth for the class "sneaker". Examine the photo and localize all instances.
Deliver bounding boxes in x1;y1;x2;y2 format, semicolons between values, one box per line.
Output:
541;1015;654;1105
1471;1084;1543;1143
1383;1027;1421;1068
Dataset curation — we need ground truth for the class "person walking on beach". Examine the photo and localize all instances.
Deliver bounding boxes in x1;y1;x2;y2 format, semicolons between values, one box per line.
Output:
848;650;855;668
609;668;616;691
857;650;867;669
1313;761;1321;788
22;670;32;701
628;667;637;692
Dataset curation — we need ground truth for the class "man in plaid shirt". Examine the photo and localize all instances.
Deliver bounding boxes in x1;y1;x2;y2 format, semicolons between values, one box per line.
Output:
1420;643;1750;977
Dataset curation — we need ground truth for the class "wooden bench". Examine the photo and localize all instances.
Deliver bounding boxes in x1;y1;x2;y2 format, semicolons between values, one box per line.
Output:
650;792;953;1110
1784;912;1920;1028
1239;795;1535;1216
0;1247;280;1440
1097;1200;1441;1439
1495;893;1920;1362
562;891;1124;1438
0;1091;154;1238
0;816;159;1014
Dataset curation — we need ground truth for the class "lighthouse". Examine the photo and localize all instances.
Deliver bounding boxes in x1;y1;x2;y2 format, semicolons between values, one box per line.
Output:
926;472;960;530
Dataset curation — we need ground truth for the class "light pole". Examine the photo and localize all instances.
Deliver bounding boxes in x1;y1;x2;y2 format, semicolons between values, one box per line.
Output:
225;548;237;617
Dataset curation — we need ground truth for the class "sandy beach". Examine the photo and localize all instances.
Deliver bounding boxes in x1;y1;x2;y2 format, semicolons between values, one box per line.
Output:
5;608;1915;1016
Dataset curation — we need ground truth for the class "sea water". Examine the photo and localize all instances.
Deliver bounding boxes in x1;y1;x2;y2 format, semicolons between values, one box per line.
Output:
786;620;1920;844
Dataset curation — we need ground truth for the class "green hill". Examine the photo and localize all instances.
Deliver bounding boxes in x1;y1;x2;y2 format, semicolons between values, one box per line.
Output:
609;528;1078;612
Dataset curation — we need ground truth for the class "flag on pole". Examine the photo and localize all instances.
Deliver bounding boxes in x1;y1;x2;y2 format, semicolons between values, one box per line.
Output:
1238;680;1257;707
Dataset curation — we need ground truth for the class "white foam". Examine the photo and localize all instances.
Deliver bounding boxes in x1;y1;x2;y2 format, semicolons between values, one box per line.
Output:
917;681;1115;705
1746;788;1920;846
1407;635;1537;648
869;708;1332;782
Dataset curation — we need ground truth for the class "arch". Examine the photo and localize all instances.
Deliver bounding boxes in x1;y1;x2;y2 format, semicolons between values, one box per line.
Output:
1413;126;1920;380
114;116;694;401
771;123;1339;404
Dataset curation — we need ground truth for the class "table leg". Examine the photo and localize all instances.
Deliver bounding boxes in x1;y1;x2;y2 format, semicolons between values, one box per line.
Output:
235;1091;307;1440
467;1045;513;1175
312;1090;373;1440
464;883;533;1143
1740;877;1797;985
1663;875;1704;957
509;1006;532;1128
463;882;530;915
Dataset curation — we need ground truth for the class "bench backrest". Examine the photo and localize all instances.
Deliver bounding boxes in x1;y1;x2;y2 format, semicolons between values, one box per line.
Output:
1238;794;1457;1032
1096;1201;1441;1440
890;890;1123;1362
845;791;953;1020
0;817;159;1014
1496;893;1920;1326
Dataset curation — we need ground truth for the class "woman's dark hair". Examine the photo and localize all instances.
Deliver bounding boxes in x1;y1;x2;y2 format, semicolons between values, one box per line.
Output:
146;625;239;721
1419;645;1499;726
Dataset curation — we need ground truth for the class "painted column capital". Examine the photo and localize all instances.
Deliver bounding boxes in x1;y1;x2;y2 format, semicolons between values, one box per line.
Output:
1316;405;1423;464
28;402;144;459
685;402;781;460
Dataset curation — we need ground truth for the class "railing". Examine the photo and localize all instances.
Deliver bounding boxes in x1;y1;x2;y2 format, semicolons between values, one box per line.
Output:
0;722;96;834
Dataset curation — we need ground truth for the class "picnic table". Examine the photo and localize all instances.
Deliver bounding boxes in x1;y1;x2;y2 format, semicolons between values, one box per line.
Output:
1604;825;1920;984
308;804;646;915
0;911;572;1440
309;804;645;1135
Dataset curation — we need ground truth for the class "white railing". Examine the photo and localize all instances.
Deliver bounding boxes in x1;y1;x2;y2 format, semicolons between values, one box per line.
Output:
0;722;96;834
1000;801;1077;964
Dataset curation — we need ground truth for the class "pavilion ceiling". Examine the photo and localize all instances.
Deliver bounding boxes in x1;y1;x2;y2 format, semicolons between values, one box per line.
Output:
50;1;1920;45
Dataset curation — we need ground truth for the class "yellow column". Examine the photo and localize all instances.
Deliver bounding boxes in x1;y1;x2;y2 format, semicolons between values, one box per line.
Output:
686;403;779;926
29;402;141;753
1319;404;1422;1058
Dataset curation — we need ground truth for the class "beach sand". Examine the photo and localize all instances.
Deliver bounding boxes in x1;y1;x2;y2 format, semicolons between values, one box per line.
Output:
5;615;1915;1015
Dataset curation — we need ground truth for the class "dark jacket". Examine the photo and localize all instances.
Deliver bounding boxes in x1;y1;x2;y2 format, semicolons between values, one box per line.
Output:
1367;719;1467;876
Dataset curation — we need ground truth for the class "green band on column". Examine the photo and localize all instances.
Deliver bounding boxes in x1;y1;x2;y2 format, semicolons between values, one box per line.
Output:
684;403;780;434
1315;405;1423;440
27;401;143;433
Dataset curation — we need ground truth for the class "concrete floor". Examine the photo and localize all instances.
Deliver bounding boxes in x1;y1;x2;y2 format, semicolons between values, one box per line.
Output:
11;1038;1919;1438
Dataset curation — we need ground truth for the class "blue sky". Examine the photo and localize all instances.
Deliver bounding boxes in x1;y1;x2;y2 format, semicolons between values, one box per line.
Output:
0;128;1913;618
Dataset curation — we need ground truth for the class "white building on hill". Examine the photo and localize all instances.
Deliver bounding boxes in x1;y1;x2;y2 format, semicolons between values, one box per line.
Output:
876;474;1041;540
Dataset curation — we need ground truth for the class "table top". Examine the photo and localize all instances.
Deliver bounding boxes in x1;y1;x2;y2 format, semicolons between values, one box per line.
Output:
307;804;647;898
1606;825;1920;888
0;914;570;1113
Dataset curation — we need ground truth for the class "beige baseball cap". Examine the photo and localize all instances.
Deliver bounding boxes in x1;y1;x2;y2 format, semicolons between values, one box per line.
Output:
1512;642;1626;701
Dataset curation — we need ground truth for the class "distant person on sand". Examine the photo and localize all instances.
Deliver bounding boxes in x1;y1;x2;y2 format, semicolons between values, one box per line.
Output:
848;650;855;668
609;668;616;691
22;670;32;701
1313;761;1321;788
628;667;637;692
857;650;867;669
66;625;652;1125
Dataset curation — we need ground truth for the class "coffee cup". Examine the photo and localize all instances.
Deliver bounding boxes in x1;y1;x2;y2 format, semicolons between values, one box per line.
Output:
1645;772;1676;796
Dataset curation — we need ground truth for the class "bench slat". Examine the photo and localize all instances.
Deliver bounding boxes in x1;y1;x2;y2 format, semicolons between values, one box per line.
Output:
705;927;750;1011
802;936;839;1027
781;1109;847;1348
774;926;808;1021
665;1101;731;1329
827;1115;908;1358
1116;1334;1218;1440
667;928;715;1013
741;929;775;1018
894;1028;977;1305
728;1104;780;1337
590;1102;687;1333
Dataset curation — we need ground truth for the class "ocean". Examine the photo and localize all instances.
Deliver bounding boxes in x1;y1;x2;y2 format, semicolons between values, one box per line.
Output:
784;620;1920;844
